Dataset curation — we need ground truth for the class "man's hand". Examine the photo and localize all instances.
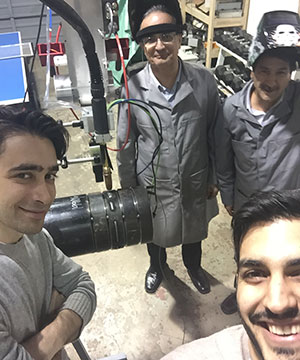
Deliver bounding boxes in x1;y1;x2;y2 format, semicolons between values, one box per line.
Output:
42;289;67;332
225;205;234;216
22;309;82;360
48;289;66;316
207;184;219;199
22;332;53;360
22;342;63;360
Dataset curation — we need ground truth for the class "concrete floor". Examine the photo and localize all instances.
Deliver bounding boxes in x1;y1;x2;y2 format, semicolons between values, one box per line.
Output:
34;63;241;359
41;106;241;360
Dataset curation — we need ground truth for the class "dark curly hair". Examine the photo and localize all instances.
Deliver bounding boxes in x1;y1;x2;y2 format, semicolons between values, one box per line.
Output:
232;190;300;264
0;106;69;160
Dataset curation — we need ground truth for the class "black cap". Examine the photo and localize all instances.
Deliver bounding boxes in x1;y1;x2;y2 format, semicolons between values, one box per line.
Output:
128;0;183;42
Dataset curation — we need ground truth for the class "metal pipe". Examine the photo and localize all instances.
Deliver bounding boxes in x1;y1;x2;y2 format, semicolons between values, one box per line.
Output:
44;187;153;256
63;157;94;165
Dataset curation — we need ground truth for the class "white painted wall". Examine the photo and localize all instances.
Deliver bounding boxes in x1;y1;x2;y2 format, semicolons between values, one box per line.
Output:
247;0;299;35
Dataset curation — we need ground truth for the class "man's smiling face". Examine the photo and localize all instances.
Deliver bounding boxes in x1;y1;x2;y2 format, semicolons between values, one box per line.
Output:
139;11;181;68
0;134;58;243
237;219;300;360
251;56;291;110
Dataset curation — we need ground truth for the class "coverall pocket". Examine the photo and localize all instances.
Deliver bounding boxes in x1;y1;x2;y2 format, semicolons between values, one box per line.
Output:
269;133;300;167
142;175;176;212
182;167;208;205
180;116;206;157
232;140;255;173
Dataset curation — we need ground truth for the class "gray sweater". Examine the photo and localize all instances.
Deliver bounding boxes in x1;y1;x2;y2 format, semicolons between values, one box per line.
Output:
0;228;96;359
161;325;251;360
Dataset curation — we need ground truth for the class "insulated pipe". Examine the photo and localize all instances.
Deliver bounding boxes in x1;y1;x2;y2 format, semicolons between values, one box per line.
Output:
44;187;153;257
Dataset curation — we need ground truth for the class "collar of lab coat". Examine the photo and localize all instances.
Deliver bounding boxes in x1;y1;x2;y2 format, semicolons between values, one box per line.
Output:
233;80;293;126
137;58;195;109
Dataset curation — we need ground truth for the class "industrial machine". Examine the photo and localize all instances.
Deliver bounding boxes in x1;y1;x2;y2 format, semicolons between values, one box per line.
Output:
35;2;153;358
34;0;155;257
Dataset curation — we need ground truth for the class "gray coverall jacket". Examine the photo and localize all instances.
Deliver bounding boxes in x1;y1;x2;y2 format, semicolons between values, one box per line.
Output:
215;79;300;210
117;60;219;248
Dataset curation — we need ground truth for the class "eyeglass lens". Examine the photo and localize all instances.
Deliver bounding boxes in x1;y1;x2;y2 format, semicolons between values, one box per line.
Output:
143;32;176;46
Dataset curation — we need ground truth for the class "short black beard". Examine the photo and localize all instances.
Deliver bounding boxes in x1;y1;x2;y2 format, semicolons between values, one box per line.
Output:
238;307;298;360
274;347;295;356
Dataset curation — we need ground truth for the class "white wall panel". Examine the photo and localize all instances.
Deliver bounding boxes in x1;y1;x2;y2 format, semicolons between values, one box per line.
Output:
0;0;61;43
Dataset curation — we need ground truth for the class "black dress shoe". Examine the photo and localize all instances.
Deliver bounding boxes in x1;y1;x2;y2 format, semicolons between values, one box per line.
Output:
145;266;163;294
187;267;210;294
220;292;237;315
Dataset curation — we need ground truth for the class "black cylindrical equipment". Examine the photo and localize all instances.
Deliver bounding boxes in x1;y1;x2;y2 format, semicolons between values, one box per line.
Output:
44;187;153;257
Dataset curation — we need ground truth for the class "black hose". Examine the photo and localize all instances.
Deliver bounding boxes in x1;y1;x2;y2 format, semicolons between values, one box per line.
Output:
39;0;102;85
39;0;109;134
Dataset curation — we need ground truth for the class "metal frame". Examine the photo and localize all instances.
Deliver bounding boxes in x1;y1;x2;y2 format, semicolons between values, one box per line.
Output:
179;0;250;67
73;339;127;360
